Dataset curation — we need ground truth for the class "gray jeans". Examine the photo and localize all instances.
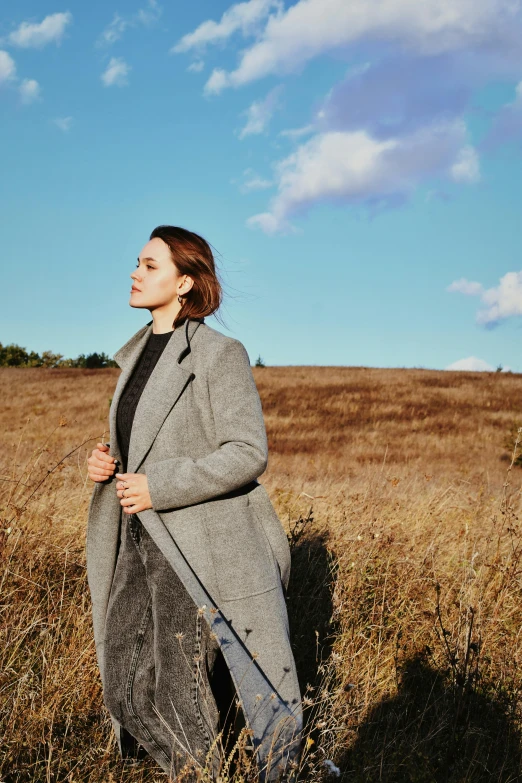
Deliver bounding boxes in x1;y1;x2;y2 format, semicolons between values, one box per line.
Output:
103;511;239;778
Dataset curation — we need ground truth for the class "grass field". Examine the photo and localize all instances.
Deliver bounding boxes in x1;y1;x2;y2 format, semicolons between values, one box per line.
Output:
1;364;522;782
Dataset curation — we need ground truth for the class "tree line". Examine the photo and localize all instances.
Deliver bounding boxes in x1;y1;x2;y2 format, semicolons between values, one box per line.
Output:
0;341;118;369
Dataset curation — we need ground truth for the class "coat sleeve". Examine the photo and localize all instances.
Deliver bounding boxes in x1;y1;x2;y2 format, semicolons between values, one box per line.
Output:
143;337;269;511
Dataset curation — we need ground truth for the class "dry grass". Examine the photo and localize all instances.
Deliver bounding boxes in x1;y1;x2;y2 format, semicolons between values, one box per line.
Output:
1;365;522;782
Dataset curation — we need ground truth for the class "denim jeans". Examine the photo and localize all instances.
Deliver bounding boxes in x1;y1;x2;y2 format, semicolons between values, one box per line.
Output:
103;510;239;778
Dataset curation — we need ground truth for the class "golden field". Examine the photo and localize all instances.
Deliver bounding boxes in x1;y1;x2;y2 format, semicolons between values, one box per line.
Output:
1;364;522;782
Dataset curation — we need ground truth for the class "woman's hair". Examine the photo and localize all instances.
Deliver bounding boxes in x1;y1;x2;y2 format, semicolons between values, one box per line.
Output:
149;225;224;330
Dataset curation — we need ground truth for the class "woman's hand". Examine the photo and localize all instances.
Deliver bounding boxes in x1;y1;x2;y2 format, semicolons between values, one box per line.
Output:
88;443;118;483
115;472;153;514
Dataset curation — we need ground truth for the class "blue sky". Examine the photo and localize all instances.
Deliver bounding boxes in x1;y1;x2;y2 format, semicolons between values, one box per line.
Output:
0;0;521;370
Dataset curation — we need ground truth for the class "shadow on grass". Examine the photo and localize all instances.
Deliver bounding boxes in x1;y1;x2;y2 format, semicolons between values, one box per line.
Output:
338;651;522;783
285;507;337;698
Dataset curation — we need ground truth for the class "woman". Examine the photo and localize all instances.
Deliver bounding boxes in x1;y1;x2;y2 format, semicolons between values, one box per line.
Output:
86;225;302;781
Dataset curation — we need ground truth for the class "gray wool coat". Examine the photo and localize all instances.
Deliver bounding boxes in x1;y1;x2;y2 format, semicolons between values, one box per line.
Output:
86;316;302;780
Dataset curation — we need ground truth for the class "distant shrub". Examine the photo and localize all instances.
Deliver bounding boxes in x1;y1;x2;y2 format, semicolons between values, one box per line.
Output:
65;352;117;369
255;355;266;367
0;342;44;367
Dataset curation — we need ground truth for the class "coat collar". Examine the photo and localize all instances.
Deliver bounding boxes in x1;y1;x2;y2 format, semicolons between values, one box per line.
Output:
113;316;203;370
110;317;204;473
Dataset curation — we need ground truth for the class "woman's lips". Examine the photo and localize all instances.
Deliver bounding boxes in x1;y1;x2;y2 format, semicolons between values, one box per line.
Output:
131;288;141;292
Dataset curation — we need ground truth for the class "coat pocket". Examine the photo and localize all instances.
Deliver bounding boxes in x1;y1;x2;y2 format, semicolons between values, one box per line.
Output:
248;484;292;591
159;504;218;599
203;493;279;601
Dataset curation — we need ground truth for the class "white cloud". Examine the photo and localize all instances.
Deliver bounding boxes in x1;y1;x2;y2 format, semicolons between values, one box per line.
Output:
247;211;297;235
171;0;282;53
243;175;273;190
54;116;73;131
448;271;522;326
135;0;162;26
318;53;481;140
279;124;315;139
204;69;229;96
19;78;40;104
0;52;40;105
8;12;72;49
0;50;16;83
183;0;516;229
445;357;495;371
238;85;283;139
203;0;521;94
96;1;162;46
478;272;522;325
101;57;131;87
239;168;273;192
188;60;204;73
450;145;480;183
247;120;474;233
447;278;484;295
97;14;128;46
0;51;41;107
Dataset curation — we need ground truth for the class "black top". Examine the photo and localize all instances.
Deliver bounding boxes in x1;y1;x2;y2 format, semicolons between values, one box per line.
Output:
116;329;174;472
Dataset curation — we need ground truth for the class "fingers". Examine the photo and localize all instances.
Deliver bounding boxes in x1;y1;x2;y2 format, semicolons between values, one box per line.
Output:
118;479;140;509
88;444;119;483
88;464;116;481
116;478;133;497
87;444;118;468
122;503;143;514
120;494;144;512
91;461;116;474
95;444;117;464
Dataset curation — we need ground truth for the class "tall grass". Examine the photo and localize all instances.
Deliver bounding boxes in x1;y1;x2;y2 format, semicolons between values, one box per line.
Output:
1;365;522;781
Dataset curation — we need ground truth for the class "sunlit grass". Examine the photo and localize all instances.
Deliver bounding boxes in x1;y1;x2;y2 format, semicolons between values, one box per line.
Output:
1;364;522;781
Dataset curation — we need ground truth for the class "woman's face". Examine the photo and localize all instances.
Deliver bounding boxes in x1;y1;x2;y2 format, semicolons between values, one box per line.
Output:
130;237;192;310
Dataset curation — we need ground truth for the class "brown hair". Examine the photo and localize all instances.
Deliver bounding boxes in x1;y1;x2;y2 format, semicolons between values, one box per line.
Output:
149;225;224;330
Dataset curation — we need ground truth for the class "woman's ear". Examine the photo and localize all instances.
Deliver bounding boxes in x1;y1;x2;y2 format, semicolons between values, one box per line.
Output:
180;275;194;295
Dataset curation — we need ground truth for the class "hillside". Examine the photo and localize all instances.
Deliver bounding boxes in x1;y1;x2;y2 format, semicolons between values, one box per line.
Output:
1;365;522;781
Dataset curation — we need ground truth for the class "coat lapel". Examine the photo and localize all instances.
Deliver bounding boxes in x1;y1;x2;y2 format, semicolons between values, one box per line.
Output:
109;317;203;474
